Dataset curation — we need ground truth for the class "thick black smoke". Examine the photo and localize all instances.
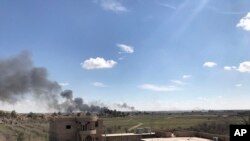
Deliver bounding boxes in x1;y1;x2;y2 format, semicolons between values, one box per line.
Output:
60;90;73;100
59;90;102;113
0;52;96;112
116;102;135;111
0;51;134;113
0;51;61;104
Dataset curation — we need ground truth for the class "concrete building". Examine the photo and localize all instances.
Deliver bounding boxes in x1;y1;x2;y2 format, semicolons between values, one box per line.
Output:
49;116;103;141
49;116;228;141
49;115;155;141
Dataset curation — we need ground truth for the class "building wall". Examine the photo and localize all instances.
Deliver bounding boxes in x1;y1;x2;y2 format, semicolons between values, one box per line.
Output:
49;116;103;141
155;131;172;137
174;131;196;137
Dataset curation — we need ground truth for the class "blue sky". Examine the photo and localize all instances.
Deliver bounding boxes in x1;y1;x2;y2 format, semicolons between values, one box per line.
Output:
1;0;250;112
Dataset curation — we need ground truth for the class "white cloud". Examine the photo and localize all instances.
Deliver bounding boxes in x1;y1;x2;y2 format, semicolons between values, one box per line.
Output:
224;66;237;71
237;61;250;73
99;0;128;13
224;62;250;73
81;57;117;70
139;84;179;92
92;82;107;87
171;80;186;85
117;44;134;54
224;66;231;71
236;12;250;31
182;75;192;79
59;82;70;86
235;83;242;87
203;62;217;68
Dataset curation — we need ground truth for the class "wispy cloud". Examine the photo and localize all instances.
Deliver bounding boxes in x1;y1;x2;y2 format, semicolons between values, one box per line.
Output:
139;84;180;92
59;82;70;86
171;80;186;85
235;84;242;87
203;62;217;68
81;57;117;70
117;44;134;54
92;82;107;87
118;56;125;60
159;3;177;10
207;6;246;15
182;75;192;79
237;12;250;31
98;0;128;13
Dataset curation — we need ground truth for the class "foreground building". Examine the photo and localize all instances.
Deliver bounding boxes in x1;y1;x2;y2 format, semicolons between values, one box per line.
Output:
49;116;228;141
49;116;103;141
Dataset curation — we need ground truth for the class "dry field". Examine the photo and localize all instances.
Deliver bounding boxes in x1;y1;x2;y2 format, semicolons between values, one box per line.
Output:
0;114;243;141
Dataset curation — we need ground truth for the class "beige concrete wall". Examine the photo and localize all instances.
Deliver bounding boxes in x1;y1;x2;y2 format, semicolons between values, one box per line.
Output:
50;119;78;141
49;117;104;141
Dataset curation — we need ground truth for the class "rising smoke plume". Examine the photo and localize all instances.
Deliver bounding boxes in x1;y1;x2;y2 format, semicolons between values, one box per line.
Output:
0;51;61;105
0;51;135;113
0;51;93;112
59;89;103;113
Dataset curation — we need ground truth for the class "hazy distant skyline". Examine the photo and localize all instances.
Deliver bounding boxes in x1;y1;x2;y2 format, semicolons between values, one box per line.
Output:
1;0;250;112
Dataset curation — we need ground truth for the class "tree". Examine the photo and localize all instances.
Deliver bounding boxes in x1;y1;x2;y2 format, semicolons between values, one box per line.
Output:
16;132;24;141
0;110;6;117
11;110;17;118
27;112;37;119
86;112;91;116
77;112;81;117
124;127;128;133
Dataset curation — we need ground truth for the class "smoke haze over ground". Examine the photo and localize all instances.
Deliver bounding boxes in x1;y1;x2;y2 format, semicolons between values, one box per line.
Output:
116;103;135;111
59;89;103;113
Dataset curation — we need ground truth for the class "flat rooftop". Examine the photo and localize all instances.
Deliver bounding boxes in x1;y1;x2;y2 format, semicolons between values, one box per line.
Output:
103;133;155;137
142;137;211;141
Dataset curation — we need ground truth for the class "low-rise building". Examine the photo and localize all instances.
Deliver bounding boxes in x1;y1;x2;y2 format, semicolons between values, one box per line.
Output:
49;116;228;141
49;116;103;141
